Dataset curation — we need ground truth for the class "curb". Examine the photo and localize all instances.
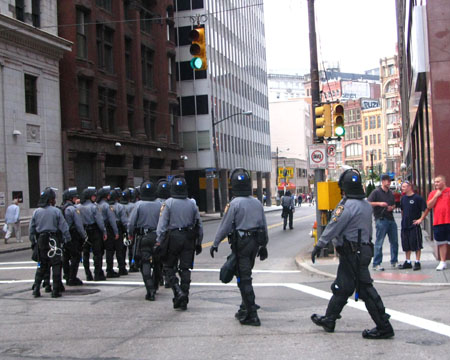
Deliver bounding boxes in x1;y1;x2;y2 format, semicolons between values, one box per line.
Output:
295;255;450;287
0;245;30;255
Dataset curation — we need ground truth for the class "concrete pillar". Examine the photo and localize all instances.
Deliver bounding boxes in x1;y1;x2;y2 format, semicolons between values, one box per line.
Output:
265;172;272;206
206;175;215;213
256;171;263;203
219;169;228;208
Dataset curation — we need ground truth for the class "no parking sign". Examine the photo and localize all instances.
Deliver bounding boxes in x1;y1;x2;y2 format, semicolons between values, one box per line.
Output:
308;144;327;169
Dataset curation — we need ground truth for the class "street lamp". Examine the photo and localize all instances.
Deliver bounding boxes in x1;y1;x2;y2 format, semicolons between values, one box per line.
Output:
212;110;253;216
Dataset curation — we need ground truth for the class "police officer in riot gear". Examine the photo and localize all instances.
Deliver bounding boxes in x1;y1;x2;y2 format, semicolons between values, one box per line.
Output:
311;169;394;339
156;176;203;310
156;178;171;287
61;187;87;286
128;181;162;301
97;186;120;278
78;187;107;281
121;188;138;272
211;168;269;326
30;188;71;298
281;190;295;230
110;188;128;276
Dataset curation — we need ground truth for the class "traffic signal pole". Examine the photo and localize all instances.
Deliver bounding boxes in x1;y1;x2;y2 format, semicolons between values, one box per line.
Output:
308;0;325;240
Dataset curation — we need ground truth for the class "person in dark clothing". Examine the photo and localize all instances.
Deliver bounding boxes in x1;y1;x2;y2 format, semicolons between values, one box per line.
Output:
281;191;295;230
311;169;394;339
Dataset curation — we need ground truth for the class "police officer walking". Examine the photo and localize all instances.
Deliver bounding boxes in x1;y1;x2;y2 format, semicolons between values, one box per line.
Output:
156;178;171;287
78;187;107;281
281;190;295;230
61;187;87;286
120;188;138;272
310;169;395;339
30;188;71;298
211;168;269;326
110;188;128;276
97;186;120;278
128;181;162;301
156;176;203;310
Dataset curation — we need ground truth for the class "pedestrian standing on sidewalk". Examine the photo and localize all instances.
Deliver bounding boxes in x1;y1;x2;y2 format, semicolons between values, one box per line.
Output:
394;191;402;213
4;198;21;243
398;181;429;271
368;174;398;271
427;175;450;271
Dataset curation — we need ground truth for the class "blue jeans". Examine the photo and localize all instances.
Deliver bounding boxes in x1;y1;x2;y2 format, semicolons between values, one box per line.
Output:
373;219;398;267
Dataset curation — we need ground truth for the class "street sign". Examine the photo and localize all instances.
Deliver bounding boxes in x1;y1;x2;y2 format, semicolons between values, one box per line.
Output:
308;144;327;169
328;156;336;169
327;145;336;157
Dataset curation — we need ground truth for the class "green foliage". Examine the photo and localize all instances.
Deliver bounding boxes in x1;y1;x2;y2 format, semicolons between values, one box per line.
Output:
366;182;376;197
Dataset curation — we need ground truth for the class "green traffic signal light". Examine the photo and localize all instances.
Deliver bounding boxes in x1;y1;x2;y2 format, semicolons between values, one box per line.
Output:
190;57;203;70
335;125;345;137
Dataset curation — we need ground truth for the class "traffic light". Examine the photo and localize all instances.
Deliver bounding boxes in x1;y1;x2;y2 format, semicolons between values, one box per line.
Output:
315;104;332;139
189;26;207;71
333;103;345;137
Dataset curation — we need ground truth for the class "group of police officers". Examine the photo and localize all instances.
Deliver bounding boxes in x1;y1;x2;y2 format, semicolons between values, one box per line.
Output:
28;167;394;337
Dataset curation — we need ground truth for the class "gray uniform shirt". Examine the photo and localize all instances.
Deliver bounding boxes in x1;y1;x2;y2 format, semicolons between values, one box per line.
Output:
112;202;128;227
29;206;71;242
214;196;269;248
128;200;161;235
98;200;119;235
156;198;203;244
63;203;87;238
281;195;295;209
124;202;136;218
317;197;373;248
78;200;106;236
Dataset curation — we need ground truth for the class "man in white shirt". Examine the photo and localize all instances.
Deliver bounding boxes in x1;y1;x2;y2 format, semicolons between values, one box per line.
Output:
5;199;21;243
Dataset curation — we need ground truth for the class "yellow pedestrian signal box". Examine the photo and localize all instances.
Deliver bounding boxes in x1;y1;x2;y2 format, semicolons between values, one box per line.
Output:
315;104;331;139
317;181;342;210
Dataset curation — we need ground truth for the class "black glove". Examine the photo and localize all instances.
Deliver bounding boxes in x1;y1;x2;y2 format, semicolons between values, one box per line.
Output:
195;244;202;255
257;246;268;261
311;245;322;264
31;242;36;250
210;246;218;258
153;244;161;255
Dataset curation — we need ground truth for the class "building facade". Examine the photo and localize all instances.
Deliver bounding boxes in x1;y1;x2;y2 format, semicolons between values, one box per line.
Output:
361;103;384;179
58;0;182;192
175;0;271;212
267;73;305;102
0;1;71;218
380;55;402;177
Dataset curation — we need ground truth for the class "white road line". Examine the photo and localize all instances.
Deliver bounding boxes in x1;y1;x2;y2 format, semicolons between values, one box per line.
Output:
2;278;449;338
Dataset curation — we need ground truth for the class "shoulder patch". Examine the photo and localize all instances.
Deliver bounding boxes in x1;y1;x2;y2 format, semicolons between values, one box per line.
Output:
224;203;230;214
110;206;114;211
332;205;345;222
159;203;166;217
76;209;81;215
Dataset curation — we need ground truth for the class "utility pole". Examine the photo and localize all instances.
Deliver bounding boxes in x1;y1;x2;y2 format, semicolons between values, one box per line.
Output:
308;0;325;240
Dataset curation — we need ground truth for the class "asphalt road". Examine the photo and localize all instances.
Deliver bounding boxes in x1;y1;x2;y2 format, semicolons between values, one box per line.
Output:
1;206;450;359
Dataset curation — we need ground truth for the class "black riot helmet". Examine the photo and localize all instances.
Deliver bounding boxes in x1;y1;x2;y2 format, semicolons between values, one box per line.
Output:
63;187;79;202
156;178;171;199
338;169;366;199
230;168;252;197
140;181;157;201
81;187;97;203
170;176;188;199
120;189;130;204
97;185;111;202
109;187;121;203
37;187;57;207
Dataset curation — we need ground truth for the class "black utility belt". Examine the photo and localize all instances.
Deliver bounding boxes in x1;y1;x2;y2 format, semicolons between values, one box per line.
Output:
237;230;259;238
173;227;194;232
37;231;58;237
85;224;99;231
137;228;156;235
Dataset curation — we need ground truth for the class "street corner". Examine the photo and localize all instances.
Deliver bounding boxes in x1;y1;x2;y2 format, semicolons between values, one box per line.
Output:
294;253;337;279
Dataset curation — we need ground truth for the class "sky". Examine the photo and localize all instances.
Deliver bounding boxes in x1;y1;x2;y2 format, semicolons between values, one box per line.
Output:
263;0;398;75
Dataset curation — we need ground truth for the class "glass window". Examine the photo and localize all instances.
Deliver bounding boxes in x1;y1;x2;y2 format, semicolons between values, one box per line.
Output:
197;130;210;150
98;87;116;134
76;9;88;59
140;10;153;34
96;0;112;11
32;0;40;27
365;135;368;146
97;25;114;73
125;38;132;79
364;117;368;130
378;134;381;144
15;0;24;22
143;100;156;140
25;74;37;114
378;149;382;160
78;77;90;118
141;46;154;88
377;115;381;128
370;116;376;129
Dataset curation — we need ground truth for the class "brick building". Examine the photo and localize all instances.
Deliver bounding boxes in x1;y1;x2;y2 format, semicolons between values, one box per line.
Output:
58;0;182;190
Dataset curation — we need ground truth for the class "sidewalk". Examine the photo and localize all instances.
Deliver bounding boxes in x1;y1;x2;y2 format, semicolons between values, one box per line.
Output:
200;204;284;222
296;213;450;286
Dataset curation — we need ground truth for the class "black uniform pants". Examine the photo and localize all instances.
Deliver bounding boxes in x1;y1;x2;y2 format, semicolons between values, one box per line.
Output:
63;229;82;281
325;242;391;330
163;230;195;295
83;226;104;276
282;207;293;229
138;232;157;294
33;233;62;292
105;224;125;272
234;234;259;315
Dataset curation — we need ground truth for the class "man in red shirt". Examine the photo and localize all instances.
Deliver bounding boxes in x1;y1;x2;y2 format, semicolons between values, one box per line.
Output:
427;175;450;270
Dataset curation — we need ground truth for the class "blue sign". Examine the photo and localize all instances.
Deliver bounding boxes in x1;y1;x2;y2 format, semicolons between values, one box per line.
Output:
388;172;395;179
167;175;174;181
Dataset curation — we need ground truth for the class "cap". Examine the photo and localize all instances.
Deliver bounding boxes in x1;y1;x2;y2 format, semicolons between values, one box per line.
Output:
381;174;391;181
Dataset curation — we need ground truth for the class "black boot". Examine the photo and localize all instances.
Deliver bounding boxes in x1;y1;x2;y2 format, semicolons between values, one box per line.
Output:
43;282;52;293
362;324;395;339
119;268;128;276
67;277;83;286
311;314;336;333
106;270;120;278
239;308;261;326
85;270;93;281
94;272;106;281
172;283;187;309
32;283;41;298
145;291;156;301
144;279;156;301
235;304;247;321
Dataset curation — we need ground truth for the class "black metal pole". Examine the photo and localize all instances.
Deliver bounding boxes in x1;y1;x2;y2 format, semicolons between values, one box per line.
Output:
276;147;279;200
212;111;223;217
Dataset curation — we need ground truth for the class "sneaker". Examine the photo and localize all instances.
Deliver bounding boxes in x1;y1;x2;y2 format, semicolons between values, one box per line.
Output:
413;262;421;271
436;262;447;271
373;265;385;271
391;262;398;269
398;261;412;270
